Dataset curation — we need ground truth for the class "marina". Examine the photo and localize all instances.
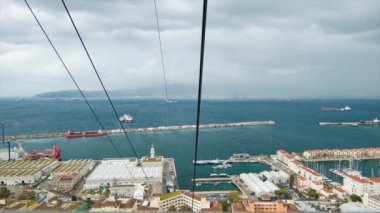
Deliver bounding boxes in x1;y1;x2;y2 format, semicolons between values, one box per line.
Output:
2;121;275;140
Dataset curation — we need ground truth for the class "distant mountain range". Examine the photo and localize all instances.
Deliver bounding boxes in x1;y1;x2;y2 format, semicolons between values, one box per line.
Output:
32;84;199;99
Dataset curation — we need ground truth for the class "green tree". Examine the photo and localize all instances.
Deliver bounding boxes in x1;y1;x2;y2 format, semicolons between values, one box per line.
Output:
18;190;35;200
349;194;362;202
228;191;241;203
307;188;319;199
220;201;230;211
168;205;177;212
274;189;287;196
178;205;192;212
289;175;295;189
0;187;10;199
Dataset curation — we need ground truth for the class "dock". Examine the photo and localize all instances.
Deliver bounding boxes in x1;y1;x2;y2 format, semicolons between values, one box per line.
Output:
193;155;264;165
192;177;232;182
319;120;379;127
3;121;275;140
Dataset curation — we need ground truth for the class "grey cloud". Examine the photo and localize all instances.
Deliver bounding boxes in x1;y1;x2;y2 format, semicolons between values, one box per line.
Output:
0;0;379;98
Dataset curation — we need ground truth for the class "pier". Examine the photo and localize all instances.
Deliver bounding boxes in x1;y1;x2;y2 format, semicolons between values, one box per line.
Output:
3;121;275;140
192;177;232;182
319;119;379;127
193;154;263;165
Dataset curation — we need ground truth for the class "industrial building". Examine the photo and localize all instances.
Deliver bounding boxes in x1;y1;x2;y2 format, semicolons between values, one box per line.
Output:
240;173;279;197
47;159;95;190
0;159;59;185
83;144;167;202
0;147;20;160
260;170;290;184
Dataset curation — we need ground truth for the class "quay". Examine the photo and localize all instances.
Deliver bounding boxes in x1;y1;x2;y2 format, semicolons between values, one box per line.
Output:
193;154;265;165
3;120;275;140
192;177;232;182
319;118;379;127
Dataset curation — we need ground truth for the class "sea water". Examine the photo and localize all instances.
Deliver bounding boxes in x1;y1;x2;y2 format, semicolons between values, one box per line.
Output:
0;98;379;189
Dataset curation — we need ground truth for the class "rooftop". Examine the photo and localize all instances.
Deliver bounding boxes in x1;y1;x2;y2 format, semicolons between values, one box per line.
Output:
347;175;369;184
160;191;181;201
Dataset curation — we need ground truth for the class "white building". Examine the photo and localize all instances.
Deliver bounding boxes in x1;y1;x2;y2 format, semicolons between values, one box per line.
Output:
343;175;371;196
260;170;289;184
363;193;380;211
84;158;163;189
298;166;323;182
240;173;279;197
0;160;59;186
84;145;166;195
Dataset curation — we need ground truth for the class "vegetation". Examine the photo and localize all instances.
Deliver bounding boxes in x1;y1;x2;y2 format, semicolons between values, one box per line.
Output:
289;175;295;189
18;190;36;200
349;194;362;202
82;198;94;210
307;188;319;199
160;191;181;201
178;205;192;212
103;189;110;198
168;205;177;211
220;201;231;211
274;188;288;196
323;183;333;190
0;187;10;199
228;191;241;203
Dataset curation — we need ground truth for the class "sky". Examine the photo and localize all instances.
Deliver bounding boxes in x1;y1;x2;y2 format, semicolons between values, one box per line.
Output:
0;0;379;99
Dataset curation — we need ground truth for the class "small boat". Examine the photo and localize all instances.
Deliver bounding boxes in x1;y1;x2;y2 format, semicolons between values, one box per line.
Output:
340;106;351;111
219;173;229;177
119;114;133;123
208;159;222;165
210;173;219;177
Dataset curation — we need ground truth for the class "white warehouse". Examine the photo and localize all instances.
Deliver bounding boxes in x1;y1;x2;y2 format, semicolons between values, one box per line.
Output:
240;173;279;197
260;170;290;184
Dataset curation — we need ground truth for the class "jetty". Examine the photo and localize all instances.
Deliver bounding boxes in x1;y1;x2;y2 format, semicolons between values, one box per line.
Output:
192;177;232;182
4;121;275;140
319;118;379;127
193;153;267;165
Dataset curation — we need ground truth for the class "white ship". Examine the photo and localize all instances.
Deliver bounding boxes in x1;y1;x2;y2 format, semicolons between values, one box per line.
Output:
340;106;351;111
119;114;133;123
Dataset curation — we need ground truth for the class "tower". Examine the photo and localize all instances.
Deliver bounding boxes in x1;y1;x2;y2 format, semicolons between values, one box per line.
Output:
150;143;155;159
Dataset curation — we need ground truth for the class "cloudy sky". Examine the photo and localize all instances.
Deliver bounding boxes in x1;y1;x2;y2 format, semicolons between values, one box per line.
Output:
0;0;379;98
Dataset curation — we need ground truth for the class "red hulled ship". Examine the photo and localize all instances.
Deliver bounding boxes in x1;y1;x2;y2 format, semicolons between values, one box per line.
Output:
64;129;106;138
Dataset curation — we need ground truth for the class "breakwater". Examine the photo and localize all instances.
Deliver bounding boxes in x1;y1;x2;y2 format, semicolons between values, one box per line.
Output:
3;121;275;140
319;119;379;127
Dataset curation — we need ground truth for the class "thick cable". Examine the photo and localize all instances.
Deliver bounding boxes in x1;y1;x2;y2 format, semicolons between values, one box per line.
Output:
24;0;136;181
191;0;208;209
153;0;170;102
61;0;151;184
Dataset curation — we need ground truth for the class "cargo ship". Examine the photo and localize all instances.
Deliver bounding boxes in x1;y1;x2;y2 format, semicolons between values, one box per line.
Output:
64;129;106;138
